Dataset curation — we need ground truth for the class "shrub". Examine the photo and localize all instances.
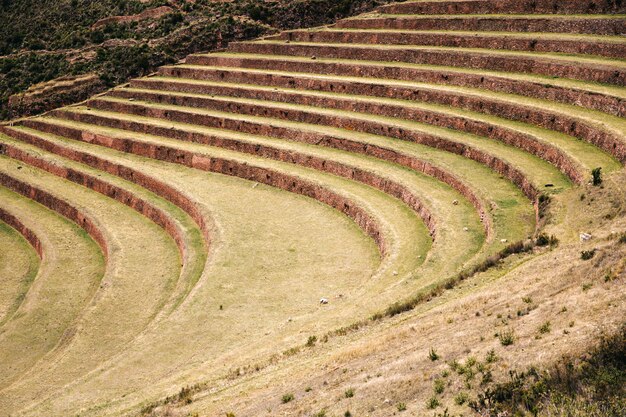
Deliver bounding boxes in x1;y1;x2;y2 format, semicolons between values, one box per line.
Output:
470;325;626;417
282;393;294;403
538;321;552;334
581;249;596;260
499;329;515;346
455;391;469;405
434;378;445;394
536;233;559;247
429;347;439;361
592;167;602;186
306;335;317;347
177;386;193;404
426;396;439;409
485;349;498;364
344;388;354;398
397;402;407;411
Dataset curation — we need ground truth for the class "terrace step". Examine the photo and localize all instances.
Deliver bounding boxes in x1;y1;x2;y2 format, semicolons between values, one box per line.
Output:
376;0;626;15
39;102;537;238
0;130;208;314
76;96;570;202
0;178;105;389
224;41;626;86
23;115;434;272
0;155;181;389
17;106;536;245
21;113;494;281
111;85;621;183
0;126;409;413
0;213;40;327
175;55;626;117
336;14;626;35
133;75;624;172
68;100;497;246
277;29;626;58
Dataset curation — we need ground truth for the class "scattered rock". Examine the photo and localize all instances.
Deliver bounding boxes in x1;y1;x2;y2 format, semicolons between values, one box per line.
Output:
452;199;459;205
500;238;508;243
319;298;329;305
580;232;592;242
463;227;469;231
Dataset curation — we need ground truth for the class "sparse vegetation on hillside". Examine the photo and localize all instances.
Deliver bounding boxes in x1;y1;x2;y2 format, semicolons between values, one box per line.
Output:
0;0;392;119
471;325;626;417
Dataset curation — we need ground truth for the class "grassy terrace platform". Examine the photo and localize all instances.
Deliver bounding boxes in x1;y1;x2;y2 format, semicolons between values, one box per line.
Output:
0;184;105;389
1;0;624;415
0;216;40;327
175;54;626;117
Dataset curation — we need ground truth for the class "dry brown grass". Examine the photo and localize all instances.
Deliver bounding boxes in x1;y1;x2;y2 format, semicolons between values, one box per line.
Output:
164;171;626;417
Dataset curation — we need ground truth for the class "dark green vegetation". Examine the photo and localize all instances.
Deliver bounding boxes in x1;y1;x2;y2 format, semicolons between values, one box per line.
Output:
470;324;625;417
0;0;390;119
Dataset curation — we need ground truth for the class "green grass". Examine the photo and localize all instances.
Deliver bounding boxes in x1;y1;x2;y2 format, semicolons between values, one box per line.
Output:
2;130;209;314
0;125;396;415
57;99;538;263
119;83;620;179
0;219;40;327
0;154;181;396
202;53;626;101
319;29;626;44
0;184;105;389
243;40;626;69
93;94;571;195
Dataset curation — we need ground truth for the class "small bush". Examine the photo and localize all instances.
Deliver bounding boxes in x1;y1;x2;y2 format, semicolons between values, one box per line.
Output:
581;249;596;260
177;386;193;404
618;233;626;244
538;321;551;334
485;349;498;364
282;393;294;403
344;411;352;417
397;402;407;411
344;388;354;398
592;167;602;186
434;378;445;394
499;329;515;346
429;347;439;361
306;335;317;347
455;391;469;405
535;233;558;247
426;396;440;409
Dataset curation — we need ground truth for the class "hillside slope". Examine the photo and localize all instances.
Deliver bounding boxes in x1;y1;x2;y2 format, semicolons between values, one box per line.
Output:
0;0;624;416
